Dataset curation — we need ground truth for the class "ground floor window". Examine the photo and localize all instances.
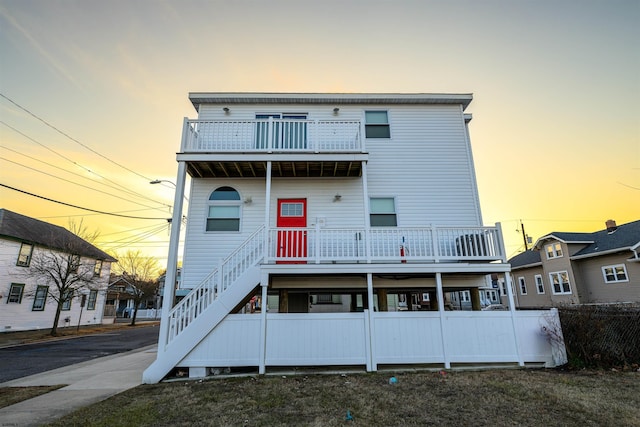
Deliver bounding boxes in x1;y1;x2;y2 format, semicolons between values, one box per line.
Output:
535;274;545;294
8;283;25;303
550;271;571;295
87;290;98;310
61;290;73;310
32;285;48;311
602;264;628;283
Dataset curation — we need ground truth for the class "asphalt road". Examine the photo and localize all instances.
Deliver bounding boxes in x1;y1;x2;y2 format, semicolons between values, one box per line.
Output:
0;324;159;383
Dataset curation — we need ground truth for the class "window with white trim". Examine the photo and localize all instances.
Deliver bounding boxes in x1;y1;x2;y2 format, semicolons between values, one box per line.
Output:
365;111;390;138
7;283;25;303
545;242;563;259
460;290;470;302
602;264;628;283
370;197;397;227
17;243;33;267
32;285;48;311
518;277;527;295
206;187;241;232
550;271;571;295
535;274;545;294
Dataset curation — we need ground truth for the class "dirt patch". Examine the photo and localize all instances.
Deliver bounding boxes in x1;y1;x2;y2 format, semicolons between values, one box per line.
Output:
0;385;65;409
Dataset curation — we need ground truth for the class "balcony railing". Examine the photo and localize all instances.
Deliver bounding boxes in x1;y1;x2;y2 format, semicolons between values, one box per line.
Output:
266;225;505;264
181;119;362;153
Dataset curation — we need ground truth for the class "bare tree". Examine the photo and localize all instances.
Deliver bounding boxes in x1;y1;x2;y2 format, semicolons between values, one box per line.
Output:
23;241;104;336
112;250;161;326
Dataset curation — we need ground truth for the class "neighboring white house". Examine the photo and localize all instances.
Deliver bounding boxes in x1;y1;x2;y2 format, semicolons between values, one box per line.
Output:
144;92;565;383
0;209;115;332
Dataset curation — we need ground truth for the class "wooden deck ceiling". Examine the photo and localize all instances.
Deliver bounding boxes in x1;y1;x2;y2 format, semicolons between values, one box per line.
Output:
186;160;363;178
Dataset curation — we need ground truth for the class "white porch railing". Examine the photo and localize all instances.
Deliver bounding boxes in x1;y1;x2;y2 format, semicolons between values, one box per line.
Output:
166;226;265;344
181;119;362;153
266;225;505;263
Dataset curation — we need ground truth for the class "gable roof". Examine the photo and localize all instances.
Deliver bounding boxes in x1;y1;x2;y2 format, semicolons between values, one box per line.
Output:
0;209;116;262
508;249;542;268
188;92;473;112
510;220;640;267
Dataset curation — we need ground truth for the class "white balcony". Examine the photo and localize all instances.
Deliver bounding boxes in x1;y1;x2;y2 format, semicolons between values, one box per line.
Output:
181;118;363;153
266;225;505;264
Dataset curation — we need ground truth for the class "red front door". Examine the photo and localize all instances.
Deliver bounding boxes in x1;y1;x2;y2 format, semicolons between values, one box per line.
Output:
277;199;307;263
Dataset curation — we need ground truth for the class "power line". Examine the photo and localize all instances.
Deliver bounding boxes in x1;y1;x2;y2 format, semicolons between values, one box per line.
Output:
0;120;171;209
0;156;168;211
0;92;155;183
0;183;170;220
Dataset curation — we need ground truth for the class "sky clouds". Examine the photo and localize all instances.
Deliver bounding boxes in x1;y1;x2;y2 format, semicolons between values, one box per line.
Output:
1;0;638;262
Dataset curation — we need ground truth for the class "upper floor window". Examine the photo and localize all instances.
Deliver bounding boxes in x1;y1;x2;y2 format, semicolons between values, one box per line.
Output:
545;242;563;259
94;260;103;277
32;285;48;311
518;277;527;295
69;254;80;274
602;264;628;283
535;274;545;294
17;243;33;267
7;283;25;303
207;187;241;232
365;111;390;138
550;271;571;295
370;197;397;227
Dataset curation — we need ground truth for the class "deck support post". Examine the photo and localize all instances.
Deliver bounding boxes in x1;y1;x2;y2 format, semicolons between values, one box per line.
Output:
504;273;525;366
258;272;269;375
366;273;376;371
436;273;450;369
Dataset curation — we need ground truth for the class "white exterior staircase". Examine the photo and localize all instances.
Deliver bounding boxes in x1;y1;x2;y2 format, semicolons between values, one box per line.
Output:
143;227;265;383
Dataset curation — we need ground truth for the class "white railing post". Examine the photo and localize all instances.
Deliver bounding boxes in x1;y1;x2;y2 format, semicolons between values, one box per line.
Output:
267;117;274;153
313;120;319;153
431;225;440;263
315;223;321;264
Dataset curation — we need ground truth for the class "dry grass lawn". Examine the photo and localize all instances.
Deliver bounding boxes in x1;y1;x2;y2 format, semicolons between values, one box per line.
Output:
0;385;64;409
43;368;639;427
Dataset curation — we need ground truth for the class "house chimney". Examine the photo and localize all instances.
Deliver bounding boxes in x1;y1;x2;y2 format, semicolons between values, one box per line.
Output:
606;219;617;233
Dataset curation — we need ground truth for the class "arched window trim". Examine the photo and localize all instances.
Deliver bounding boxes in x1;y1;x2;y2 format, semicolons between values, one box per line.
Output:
206;187;242;232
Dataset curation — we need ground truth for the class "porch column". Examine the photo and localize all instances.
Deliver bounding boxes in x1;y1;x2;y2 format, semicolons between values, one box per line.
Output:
361;161;371;263
436;273;450;369
470;288;481;311
264;161;272;262
504;273;525;366
157;160;187;351
258;272;269;375
366;273;375;372
377;289;388;312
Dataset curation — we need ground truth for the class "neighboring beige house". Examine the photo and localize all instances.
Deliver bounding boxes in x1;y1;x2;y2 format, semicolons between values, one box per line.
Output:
0;209;116;332
507;219;640;308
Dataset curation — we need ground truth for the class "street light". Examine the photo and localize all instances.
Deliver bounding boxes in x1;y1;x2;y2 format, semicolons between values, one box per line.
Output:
150;179;189;202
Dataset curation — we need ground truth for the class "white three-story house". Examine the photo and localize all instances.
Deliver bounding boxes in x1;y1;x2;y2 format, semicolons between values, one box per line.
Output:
144;93;565;382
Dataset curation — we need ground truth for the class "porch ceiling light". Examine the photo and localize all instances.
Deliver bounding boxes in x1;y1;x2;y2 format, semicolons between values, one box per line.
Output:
223;107;230;114
333;194;342;202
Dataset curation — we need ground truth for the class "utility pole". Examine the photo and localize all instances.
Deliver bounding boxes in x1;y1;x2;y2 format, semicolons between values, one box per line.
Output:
520;220;529;251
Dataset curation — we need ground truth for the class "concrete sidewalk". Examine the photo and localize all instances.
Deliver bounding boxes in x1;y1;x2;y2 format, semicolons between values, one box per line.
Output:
0;345;157;426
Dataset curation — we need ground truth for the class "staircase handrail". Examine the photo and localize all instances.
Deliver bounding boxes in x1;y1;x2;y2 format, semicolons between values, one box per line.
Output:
166;226;265;343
